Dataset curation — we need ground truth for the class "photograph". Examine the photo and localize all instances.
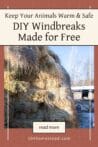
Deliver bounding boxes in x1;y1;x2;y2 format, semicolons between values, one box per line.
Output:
4;45;94;128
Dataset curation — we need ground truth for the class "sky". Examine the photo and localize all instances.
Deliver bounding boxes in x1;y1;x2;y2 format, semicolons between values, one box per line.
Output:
49;46;94;82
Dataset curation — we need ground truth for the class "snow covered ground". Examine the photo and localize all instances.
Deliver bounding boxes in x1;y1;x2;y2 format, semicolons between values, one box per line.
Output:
75;100;94;128
77;112;94;128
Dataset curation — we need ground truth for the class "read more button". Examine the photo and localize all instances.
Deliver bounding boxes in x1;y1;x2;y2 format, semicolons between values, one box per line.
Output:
33;122;65;133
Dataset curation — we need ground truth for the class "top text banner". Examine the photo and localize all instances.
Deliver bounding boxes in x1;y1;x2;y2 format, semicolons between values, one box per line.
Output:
0;9;98;45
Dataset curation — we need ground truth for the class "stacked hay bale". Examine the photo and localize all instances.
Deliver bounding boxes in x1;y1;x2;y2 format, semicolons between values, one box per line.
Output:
4;45;78;128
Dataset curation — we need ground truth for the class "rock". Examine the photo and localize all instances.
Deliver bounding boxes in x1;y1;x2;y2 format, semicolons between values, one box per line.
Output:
4;46;78;128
